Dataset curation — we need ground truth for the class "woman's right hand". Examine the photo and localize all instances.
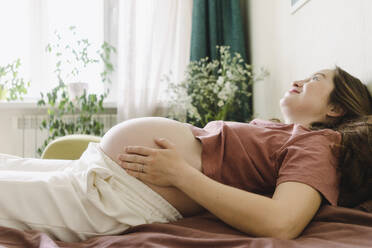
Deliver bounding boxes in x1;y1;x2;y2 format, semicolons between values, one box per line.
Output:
117;138;193;187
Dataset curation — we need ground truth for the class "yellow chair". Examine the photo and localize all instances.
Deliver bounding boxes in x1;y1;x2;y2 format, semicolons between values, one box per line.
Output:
41;134;102;160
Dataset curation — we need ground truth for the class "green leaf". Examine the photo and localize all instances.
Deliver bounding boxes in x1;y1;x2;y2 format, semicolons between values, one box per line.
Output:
37;26;115;155
164;45;267;126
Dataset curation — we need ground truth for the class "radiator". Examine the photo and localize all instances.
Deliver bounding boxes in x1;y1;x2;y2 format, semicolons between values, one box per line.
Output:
15;114;117;158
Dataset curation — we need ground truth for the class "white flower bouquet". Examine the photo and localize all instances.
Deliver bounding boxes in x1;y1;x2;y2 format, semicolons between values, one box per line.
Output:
164;46;268;127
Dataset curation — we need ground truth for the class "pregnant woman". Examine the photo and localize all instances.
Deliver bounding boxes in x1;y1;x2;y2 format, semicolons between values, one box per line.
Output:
0;66;371;242
102;66;372;239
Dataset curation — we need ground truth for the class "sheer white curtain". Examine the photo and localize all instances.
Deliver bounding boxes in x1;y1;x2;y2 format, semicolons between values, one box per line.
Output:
110;0;193;122
0;0;104;100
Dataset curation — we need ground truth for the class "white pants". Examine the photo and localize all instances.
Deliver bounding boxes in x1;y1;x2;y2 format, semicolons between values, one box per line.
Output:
0;143;182;242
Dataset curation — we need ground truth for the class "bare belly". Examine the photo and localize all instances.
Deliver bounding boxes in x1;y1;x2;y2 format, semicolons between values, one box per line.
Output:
99;117;205;217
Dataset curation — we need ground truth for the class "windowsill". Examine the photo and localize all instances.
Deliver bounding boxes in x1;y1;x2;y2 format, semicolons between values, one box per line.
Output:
0;100;117;109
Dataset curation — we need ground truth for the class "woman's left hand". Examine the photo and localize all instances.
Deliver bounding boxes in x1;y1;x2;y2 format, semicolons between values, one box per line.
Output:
117;138;189;187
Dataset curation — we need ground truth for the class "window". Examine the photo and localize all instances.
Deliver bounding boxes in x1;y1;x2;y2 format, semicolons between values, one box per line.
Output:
0;0;105;101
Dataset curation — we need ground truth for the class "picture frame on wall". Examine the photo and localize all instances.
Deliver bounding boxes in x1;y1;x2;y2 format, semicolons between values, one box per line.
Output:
291;0;310;14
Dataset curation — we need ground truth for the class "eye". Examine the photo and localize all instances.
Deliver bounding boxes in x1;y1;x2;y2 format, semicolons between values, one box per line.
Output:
312;75;320;81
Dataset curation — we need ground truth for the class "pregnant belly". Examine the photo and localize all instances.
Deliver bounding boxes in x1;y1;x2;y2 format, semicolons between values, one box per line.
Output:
99;117;204;216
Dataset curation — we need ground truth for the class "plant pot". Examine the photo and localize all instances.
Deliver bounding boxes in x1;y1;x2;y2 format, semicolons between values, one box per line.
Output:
68;82;89;101
0;86;7;101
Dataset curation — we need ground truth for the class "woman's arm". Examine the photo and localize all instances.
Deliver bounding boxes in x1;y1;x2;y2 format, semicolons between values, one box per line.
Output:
119;138;322;239
172;167;321;239
173;166;322;239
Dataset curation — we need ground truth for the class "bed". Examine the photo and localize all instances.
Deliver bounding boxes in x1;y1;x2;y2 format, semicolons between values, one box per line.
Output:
0;202;371;248
0;135;371;247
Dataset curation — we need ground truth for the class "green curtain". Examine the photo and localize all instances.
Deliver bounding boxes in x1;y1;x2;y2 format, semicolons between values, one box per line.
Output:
189;0;253;124
190;0;247;62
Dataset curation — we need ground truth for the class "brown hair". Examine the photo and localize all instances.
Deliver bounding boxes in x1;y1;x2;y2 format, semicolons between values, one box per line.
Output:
310;66;372;129
309;67;372;207
335;116;372;207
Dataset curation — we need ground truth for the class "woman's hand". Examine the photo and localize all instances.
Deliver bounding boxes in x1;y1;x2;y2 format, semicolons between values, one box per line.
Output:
117;138;190;187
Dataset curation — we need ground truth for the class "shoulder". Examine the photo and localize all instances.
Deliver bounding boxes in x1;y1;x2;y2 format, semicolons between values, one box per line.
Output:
273;126;342;172
293;125;342;150
275;129;342;206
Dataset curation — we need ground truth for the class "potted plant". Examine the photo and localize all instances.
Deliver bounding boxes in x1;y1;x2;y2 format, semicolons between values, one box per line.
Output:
0;59;30;101
45;26;114;101
37;26;116;156
164;46;268;127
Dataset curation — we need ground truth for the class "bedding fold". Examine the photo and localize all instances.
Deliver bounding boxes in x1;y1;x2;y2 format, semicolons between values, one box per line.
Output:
0;204;371;248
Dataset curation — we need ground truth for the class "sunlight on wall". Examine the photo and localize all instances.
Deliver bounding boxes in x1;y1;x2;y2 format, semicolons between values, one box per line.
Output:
248;0;372;120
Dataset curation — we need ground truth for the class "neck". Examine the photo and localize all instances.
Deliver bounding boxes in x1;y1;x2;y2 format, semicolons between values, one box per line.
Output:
284;117;312;129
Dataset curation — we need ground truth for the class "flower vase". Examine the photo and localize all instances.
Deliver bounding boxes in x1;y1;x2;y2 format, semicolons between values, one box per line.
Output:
68;82;89;102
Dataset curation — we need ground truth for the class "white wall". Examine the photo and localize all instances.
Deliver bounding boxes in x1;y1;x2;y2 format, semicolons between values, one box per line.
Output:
247;0;372;120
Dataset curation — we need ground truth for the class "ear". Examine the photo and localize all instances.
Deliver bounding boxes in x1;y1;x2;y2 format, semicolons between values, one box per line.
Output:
327;104;345;117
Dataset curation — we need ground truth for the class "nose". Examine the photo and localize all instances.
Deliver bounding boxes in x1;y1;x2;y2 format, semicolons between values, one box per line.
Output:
292;80;304;87
292;77;310;87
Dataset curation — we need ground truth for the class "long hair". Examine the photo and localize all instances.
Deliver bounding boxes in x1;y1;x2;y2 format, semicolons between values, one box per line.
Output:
309;67;372;207
310;66;372;129
334;116;372;207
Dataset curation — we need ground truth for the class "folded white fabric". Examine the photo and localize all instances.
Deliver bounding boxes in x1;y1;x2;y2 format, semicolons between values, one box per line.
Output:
0;143;182;242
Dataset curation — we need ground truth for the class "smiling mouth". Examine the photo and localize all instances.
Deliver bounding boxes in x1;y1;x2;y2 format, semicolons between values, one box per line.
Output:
289;89;300;94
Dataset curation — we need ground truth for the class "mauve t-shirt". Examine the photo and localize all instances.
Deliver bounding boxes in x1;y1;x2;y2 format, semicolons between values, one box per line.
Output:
186;119;342;206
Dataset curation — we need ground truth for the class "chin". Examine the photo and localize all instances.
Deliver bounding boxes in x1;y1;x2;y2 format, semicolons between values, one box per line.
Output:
279;97;288;111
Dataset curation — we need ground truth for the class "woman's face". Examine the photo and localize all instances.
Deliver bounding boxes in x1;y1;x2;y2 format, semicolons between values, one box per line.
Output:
280;69;336;126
